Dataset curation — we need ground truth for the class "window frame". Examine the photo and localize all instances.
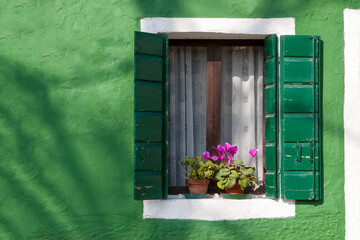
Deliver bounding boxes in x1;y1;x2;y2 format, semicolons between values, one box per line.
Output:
167;39;266;195
139;17;296;221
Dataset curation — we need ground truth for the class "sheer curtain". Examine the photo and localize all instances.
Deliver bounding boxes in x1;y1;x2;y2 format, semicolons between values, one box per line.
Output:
168;45;264;186
221;46;264;183
168;47;207;186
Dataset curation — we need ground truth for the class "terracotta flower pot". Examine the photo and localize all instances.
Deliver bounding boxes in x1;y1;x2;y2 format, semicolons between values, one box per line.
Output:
225;182;244;194
186;178;210;194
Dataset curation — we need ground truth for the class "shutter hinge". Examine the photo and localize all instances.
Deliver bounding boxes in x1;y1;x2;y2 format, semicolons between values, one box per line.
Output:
278;59;280;63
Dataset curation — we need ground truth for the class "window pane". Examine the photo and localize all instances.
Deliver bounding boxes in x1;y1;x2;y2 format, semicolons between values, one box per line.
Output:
221;46;264;183
168;46;207;187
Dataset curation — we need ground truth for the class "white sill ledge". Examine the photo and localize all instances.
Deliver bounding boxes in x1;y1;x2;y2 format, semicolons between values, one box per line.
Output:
143;195;295;221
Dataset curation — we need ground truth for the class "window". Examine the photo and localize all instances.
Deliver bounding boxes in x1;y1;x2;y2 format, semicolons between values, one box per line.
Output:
167;40;265;194
134;19;322;206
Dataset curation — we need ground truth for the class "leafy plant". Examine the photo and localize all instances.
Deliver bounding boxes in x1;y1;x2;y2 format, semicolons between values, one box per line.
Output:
179;156;219;180
202;143;259;190
215;160;259;190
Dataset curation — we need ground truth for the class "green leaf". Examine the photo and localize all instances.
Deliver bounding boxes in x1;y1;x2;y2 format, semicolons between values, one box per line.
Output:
233;160;244;165
241;168;255;175
218;168;230;177
229;170;239;178
238;177;249;189
215;174;225;181
225;178;236;189
254;182;260;191
217;181;225;189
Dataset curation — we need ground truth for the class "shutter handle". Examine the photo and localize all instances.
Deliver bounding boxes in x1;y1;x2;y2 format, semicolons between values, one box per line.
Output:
309;140;315;163
296;141;302;164
308;139;316;200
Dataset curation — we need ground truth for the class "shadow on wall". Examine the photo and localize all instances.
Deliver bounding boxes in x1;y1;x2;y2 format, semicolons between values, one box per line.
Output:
0;56;133;239
132;0;344;18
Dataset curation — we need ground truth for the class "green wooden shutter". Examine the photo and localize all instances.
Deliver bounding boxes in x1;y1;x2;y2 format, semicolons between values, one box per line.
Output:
280;35;322;200
264;35;278;199
134;32;168;200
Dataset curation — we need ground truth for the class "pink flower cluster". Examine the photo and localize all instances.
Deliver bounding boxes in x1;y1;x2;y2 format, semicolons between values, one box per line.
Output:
202;143;259;165
202;143;238;164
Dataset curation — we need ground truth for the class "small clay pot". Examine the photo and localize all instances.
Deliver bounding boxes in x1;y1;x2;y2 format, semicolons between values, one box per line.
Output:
225;182;245;194
186;178;210;194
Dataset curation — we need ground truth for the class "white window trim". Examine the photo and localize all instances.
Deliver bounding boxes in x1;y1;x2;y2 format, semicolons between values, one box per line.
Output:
141;17;296;221
344;9;360;240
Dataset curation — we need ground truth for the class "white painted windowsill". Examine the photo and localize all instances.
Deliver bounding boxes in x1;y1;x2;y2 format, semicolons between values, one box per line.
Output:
143;196;295;221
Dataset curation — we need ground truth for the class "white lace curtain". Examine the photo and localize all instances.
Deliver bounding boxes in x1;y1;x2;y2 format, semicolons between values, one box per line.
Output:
220;46;264;183
168;46;264;187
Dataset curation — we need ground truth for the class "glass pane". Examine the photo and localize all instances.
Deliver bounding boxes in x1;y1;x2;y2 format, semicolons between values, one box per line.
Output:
220;46;264;183
168;46;207;187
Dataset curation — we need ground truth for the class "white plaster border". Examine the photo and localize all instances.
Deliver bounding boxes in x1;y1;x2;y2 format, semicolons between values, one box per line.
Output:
344;9;360;240
141;17;296;220
144;197;295;221
141;17;295;39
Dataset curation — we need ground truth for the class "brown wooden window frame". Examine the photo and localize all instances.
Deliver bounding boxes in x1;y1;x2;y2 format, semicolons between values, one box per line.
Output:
168;39;265;195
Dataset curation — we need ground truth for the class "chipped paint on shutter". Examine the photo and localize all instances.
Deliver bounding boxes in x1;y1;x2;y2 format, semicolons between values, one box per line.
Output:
134;32;168;200
280;35;322;200
264;35;278;199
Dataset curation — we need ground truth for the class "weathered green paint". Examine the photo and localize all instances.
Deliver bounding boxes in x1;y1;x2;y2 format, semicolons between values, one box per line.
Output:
264;35;278;199
135;142;162;171
264;85;276;113
283;171;320;200
280;36;321;200
134;32;168;200
135;112;162;141
283;85;315;112
283;143;320;171
134;172;163;200
0;0;352;239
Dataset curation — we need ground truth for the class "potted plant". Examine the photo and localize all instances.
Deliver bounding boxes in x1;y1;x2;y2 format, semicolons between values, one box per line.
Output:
203;143;259;194
179;156;219;194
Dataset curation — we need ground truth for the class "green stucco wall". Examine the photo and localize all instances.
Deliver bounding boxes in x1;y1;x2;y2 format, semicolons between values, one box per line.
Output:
0;0;356;239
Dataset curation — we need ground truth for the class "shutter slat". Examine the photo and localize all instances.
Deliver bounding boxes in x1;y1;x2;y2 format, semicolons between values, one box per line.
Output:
135;32;165;57
283;58;314;83
280;35;322;200
283;143;319;171
135;112;162;142
135;54;163;82
135;142;162;171
135;80;163;112
282;171;320;200
264;35;278;199
134;172;163;200
283;85;315;112
134;31;168;200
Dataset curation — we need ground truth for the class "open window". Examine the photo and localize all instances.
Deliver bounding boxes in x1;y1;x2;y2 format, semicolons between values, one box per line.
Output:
167;40;265;194
134;31;322;201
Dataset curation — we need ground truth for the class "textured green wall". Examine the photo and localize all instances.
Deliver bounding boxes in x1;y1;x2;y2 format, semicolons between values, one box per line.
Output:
0;0;356;239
